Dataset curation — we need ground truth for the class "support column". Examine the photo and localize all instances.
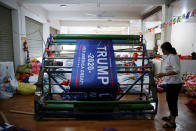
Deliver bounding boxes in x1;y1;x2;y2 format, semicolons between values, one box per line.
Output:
128;20;132;35
20;6;27;65
12;6;26;69
141;20;144;35
43;23;50;52
166;6;173;43
161;4;173;43
161;4;168;43
129;20;142;35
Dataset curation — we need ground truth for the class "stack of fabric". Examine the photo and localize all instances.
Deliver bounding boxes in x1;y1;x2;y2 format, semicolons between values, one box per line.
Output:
30;57;41;74
182;73;196;97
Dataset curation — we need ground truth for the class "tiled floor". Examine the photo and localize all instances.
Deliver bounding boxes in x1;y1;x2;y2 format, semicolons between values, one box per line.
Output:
0;93;196;131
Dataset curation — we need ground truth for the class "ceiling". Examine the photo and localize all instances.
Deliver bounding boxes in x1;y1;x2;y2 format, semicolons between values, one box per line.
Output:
144;11;162;22
19;0;169;21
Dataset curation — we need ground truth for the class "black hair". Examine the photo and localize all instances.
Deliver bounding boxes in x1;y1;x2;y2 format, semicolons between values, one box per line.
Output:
161;42;177;55
191;52;196;56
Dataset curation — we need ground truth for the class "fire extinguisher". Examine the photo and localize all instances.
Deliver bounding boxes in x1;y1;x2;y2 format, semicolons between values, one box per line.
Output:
23;40;28;51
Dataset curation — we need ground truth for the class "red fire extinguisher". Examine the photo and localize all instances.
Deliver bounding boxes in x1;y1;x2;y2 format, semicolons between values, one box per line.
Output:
23;40;28;51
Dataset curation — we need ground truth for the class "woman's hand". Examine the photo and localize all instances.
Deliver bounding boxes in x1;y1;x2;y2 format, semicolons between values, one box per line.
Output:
150;52;161;58
156;72;166;78
150;52;156;57
156;71;178;78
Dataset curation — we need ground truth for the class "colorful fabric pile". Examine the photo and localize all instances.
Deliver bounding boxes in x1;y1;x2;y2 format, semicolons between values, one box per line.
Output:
118;74;150;94
16;64;32;74
30;57;41;74
182;73;196;97
31;62;41;74
185;99;196;112
154;77;165;85
178;55;192;60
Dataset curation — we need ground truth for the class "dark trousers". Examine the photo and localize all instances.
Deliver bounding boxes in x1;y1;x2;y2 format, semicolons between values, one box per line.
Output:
165;83;182;117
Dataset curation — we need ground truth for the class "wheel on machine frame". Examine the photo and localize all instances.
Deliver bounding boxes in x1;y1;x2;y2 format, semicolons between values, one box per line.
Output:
150;114;155;120
34;101;43;120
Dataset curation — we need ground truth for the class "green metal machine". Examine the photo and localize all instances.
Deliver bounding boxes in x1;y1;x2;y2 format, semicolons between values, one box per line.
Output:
34;34;157;119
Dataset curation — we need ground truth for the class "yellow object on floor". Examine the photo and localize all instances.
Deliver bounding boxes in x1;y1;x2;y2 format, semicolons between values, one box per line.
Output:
10;110;34;115
0;111;9;123
16;82;36;95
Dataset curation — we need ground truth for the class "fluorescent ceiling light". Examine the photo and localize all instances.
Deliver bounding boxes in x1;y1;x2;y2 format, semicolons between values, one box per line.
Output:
60;5;66;8
182;8;186;14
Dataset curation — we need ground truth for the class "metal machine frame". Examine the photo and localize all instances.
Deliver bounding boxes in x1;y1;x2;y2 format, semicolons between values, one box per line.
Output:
34;34;158;120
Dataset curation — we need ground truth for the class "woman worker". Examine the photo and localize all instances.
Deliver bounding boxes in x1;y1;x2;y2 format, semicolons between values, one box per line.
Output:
155;42;182;128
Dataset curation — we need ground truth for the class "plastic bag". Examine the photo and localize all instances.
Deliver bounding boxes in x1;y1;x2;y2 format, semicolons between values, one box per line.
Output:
0;62;18;99
29;75;38;85
0;89;13;99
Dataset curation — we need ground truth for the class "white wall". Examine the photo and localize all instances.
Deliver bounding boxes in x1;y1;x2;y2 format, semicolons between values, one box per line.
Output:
60;20;129;34
143;21;161;50
0;0;61;68
0;0;25;68
171;22;196;55
181;60;196;74
49;20;61;32
195;27;196;51
21;5;61;63
21;5;61;44
144;32;155;50
129;20;142;35
60;20;129;27
142;0;196;55
169;0;196;55
61;26;128;34
153;59;196;75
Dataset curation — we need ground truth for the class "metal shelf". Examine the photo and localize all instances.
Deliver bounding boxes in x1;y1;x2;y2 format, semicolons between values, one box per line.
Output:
49;50;144;53
44;66;152;69
45;57;150;60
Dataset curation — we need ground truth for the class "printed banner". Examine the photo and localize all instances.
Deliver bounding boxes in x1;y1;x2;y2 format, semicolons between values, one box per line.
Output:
70;39;118;92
